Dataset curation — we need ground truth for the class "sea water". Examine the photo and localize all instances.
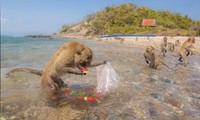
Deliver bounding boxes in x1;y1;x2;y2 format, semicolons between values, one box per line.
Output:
1;36;200;120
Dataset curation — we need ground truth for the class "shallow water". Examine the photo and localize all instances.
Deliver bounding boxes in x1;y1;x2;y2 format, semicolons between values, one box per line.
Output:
1;36;200;120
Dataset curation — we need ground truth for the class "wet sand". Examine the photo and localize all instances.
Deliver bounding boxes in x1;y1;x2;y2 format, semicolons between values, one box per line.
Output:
1;36;200;120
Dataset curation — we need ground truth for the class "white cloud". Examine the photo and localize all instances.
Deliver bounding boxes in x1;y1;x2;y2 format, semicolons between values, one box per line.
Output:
1;16;8;24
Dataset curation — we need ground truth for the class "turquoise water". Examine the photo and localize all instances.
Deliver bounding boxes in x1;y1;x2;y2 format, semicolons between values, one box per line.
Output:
1;36;69;68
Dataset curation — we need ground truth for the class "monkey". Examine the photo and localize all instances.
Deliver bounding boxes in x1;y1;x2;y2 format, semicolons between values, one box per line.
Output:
7;42;106;95
175;40;181;47
143;46;172;69
160;36;168;56
178;37;195;66
135;37;138;43
115;37;124;44
168;42;175;52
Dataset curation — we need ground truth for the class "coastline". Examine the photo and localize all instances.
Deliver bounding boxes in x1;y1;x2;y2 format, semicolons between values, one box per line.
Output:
100;36;200;55
51;33;200;54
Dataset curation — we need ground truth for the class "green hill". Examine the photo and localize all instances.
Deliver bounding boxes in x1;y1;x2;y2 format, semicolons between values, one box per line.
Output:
61;3;200;36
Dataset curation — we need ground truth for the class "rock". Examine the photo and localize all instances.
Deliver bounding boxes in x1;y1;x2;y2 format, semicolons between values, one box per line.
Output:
123;108;137;119
150;93;161;99
160;77;175;84
81;107;110;120
164;96;181;108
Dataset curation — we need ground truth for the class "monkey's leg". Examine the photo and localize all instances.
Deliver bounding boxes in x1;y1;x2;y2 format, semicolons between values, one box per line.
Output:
186;51;190;56
178;56;183;62
51;76;65;88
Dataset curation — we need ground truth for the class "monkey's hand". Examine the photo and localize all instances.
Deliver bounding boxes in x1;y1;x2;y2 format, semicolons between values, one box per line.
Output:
103;60;107;64
145;60;149;64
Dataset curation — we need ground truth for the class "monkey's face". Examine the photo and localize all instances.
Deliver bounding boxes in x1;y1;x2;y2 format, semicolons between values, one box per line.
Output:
188;37;195;43
75;47;93;69
146;46;155;54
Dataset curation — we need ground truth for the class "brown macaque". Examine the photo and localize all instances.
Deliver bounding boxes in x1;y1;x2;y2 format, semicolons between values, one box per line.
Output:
115;37;125;44
143;46;171;69
7;42;106;95
178;37;195;66
168;42;175;52
160;36;168;56
175;40;181;47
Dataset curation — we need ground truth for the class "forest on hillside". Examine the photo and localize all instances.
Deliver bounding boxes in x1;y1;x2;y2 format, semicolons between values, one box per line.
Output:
62;3;200;36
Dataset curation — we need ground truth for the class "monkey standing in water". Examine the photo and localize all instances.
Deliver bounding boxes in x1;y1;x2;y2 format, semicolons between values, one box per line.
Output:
160;36;168;56
7;42;106;96
143;46;171;69
178;37;195;66
168;42;175;52
115;37;124;44
175;40;181;47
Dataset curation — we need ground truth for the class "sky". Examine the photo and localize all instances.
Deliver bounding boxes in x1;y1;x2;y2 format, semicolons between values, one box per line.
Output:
1;0;200;36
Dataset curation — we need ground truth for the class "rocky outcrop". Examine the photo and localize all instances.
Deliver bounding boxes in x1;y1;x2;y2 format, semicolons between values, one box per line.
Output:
51;22;101;40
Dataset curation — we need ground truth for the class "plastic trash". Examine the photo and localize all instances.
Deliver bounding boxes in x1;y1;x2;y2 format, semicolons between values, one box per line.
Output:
95;62;120;96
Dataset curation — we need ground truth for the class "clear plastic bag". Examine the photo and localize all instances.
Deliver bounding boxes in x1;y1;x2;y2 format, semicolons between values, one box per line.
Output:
95;62;120;96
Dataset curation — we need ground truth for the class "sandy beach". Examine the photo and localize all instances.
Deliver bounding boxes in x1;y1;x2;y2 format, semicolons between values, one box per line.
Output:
100;36;200;52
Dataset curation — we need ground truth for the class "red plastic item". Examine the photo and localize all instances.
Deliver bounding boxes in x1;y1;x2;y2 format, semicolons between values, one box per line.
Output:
84;97;97;103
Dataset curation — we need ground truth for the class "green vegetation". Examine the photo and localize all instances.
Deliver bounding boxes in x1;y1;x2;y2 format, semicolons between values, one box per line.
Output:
63;3;200;36
61;24;72;33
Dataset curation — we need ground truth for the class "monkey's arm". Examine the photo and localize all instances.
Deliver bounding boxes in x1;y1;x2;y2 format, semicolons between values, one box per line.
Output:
187;46;196;55
56;65;84;75
88;61;107;67
143;53;149;64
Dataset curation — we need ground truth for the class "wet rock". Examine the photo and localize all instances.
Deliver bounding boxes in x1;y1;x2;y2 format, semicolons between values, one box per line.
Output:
190;94;200;100
190;99;200;111
123;108;137;119
169;114;180;120
160;77;175;84
81;107;110;120
149;76;158;83
150;93;162;100
157;114;168;120
23;107;42;120
164;96;181;108
2;103;21;115
148;108;156;116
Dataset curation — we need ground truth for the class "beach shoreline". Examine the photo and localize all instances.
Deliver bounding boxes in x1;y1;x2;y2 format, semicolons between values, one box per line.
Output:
50;34;200;54
100;36;200;53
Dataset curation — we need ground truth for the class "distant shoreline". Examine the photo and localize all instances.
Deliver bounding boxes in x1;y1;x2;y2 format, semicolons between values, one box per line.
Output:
24;34;51;38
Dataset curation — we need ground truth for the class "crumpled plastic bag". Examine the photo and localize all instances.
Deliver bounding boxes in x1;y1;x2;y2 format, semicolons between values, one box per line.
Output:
95;62;120;96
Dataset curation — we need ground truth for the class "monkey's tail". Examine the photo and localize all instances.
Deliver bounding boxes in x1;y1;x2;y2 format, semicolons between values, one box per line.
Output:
171;52;180;57
160;62;176;71
7;68;43;77
149;39;159;49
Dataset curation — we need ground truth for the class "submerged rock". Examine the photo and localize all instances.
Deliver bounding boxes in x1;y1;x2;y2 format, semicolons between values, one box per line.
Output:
164;96;181;108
